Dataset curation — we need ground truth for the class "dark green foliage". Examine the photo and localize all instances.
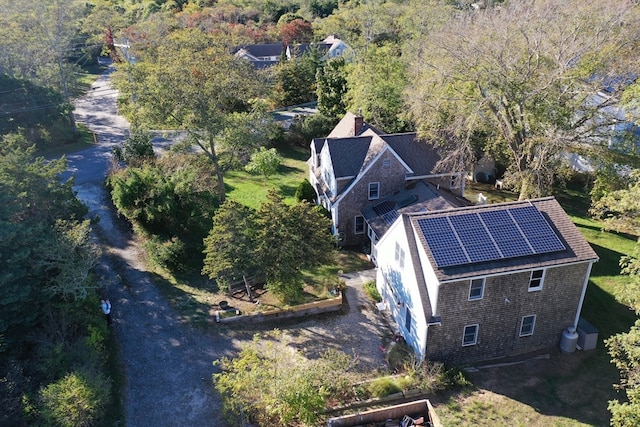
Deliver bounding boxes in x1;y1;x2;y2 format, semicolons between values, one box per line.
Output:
112;130;156;166
202;201;258;285
316;57;348;119
295;178;316;204
0;75;75;145
144;235;187;271
108;152;217;237
203;190;334;303
255;190;334;303
0;134;92;352
286;113;337;146
270;47;322;107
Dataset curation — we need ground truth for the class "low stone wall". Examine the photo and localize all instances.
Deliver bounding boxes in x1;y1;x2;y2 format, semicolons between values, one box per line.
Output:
216;293;343;324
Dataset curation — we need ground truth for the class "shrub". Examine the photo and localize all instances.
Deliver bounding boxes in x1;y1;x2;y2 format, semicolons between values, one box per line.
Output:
386;340;415;372
295;179;317;204
39;371;111;427
363;280;382;302
368;377;402;398
144;235;186;271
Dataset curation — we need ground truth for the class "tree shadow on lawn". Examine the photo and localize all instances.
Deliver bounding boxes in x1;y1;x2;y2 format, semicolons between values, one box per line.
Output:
446;347;619;426
146;270;225;330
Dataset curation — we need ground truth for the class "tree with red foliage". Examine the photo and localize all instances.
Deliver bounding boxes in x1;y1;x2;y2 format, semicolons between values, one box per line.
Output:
279;19;313;45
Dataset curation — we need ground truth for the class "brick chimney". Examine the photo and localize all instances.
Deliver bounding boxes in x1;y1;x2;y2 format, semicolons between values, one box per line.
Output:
354;109;363;135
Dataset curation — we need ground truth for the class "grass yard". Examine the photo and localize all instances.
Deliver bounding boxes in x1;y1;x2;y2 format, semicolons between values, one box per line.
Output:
224;144;310;208
433;182;639;426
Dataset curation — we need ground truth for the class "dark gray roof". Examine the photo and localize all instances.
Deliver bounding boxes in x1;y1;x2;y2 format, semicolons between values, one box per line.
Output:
408;197;599;282
325;136;373;178
362;180;470;238
237;43;284;57
382;133;440;177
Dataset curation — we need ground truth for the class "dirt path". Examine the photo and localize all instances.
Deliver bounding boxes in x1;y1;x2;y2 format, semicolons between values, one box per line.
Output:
71;69;391;427
73;70;234;426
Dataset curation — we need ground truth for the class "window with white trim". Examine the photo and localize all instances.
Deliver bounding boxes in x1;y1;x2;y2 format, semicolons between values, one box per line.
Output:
529;269;544;291
462;324;478;346
383;158;391;169
354;215;365;234
368;182;380;200
520;315;536;337
395;242;405;269
469;278;485;301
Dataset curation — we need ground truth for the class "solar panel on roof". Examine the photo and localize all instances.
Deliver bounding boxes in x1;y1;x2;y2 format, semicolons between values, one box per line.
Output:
416;204;565;268
381;211;399;226
373;201;396;216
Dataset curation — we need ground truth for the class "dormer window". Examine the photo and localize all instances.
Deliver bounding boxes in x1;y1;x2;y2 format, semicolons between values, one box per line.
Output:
368;182;380;200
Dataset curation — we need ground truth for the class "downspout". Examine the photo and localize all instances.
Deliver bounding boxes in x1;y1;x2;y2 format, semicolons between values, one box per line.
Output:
573;261;595;329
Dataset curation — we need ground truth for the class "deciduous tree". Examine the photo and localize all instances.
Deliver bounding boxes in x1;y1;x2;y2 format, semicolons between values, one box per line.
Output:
406;0;640;199
245;147;282;183
114;28;265;202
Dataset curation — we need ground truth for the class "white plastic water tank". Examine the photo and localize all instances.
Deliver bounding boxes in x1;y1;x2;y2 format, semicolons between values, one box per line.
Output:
560;327;579;353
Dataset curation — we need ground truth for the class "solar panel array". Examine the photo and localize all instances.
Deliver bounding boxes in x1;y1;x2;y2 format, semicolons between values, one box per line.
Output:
416;205;565;268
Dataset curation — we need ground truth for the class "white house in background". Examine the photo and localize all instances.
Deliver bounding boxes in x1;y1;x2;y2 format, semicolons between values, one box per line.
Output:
375;197;598;364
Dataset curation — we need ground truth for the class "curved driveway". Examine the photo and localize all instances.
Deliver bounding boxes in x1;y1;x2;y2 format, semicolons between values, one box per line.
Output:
69;69;390;427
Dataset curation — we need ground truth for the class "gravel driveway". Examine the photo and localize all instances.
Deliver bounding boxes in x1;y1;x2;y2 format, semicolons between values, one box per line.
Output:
72;68;392;426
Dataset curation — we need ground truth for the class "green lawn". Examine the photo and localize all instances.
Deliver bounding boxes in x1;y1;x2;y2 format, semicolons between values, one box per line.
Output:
224;144;310;208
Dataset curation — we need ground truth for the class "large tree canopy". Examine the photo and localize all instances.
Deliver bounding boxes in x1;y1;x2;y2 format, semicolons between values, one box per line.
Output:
0;134;95;352
114;28;266;202
406;0;640;199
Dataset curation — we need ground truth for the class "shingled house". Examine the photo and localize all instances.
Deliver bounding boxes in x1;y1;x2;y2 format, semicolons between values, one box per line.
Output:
374;197;599;364
308;112;467;247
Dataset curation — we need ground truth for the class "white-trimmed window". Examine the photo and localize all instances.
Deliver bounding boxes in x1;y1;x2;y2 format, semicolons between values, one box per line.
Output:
354;215;365;234
529;269;545;291
469;278;485;301
462;324;478;346
395;242;405;269
520;315;536;337
368;182;380;200
383;158;391;169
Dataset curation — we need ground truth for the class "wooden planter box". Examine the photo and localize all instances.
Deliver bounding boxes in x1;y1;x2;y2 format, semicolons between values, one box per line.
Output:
215;293;343;324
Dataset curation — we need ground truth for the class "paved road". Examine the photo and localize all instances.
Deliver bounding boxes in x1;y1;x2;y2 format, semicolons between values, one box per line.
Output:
70;68;391;427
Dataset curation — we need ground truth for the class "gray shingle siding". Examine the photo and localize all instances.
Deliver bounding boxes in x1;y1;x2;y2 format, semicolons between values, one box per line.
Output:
425;262;591;364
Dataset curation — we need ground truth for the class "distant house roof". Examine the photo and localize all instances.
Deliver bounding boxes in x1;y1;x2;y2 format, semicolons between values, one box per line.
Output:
406;197;599;283
233;36;350;69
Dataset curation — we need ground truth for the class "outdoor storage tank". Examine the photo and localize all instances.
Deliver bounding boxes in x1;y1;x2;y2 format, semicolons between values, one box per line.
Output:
560;327;579;353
